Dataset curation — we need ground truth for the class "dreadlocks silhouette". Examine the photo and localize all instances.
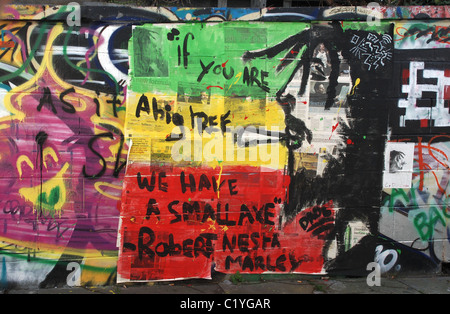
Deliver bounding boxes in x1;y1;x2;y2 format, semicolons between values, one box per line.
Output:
242;21;395;272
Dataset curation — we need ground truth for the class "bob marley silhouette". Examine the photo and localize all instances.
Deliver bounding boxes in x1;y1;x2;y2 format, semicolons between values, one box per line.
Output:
241;21;421;275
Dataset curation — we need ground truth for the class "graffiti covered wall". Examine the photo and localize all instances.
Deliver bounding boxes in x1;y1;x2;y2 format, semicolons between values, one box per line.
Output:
0;4;448;288
0;5;131;288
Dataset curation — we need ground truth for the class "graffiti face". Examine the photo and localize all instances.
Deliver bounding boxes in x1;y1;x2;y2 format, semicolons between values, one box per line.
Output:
389;150;406;173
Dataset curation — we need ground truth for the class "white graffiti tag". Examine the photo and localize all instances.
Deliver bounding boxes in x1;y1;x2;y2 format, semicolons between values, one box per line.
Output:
375;245;401;273
350;33;392;70
398;61;450;127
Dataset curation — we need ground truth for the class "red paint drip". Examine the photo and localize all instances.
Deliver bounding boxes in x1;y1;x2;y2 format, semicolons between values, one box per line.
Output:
329;122;339;139
417;137;425;191
331;123;339;132
402;69;410;85
221;60;229;67
444;85;450;99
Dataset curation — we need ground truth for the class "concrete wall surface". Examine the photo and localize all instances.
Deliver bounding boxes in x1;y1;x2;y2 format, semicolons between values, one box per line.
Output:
0;3;448;288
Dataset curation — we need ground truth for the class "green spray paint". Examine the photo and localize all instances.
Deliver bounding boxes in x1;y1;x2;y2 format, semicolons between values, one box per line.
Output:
129;22;309;99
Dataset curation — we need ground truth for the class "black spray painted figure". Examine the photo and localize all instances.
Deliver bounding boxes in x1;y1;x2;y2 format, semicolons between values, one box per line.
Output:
242;21;438;275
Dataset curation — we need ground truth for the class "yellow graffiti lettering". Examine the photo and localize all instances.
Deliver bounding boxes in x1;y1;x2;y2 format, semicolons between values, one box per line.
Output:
94;181;123;201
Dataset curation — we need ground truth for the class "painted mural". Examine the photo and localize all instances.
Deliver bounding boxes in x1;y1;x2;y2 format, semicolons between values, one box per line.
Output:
0;4;447;288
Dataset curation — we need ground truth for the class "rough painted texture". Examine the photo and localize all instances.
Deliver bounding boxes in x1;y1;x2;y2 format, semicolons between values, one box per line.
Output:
0;4;448;288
